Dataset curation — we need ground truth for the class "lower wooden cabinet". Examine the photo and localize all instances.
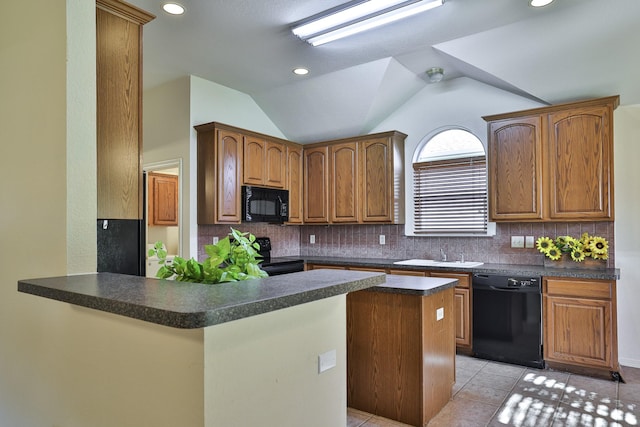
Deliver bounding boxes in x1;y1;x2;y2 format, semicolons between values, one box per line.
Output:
429;272;472;351
543;277;619;373
347;287;455;426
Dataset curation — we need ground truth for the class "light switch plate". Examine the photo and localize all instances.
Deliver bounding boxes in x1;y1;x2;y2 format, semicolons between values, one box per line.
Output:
310;234;315;244
511;236;525;248
525;236;535;248
379;235;385;245
318;349;336;373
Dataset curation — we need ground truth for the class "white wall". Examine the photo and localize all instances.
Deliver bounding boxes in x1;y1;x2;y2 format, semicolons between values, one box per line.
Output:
614;105;640;368
372;77;545;236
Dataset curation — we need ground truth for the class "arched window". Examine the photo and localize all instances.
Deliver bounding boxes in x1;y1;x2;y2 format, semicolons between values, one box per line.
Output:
413;128;487;234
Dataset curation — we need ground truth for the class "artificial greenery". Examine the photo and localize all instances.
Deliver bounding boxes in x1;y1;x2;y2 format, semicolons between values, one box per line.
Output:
148;228;268;283
535;233;608;262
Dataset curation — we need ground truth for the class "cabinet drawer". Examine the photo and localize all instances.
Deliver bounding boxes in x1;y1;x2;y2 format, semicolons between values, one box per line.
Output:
544;278;612;300
388;269;427;277
429;272;470;288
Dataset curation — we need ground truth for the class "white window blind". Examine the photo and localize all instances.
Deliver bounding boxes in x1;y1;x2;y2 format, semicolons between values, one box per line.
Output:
413;155;487;234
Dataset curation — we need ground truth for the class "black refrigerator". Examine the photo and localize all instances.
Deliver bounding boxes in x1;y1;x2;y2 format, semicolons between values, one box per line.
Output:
97;219;146;276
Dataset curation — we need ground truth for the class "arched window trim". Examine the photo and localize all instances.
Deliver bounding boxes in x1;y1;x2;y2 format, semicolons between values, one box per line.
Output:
412;127;490;236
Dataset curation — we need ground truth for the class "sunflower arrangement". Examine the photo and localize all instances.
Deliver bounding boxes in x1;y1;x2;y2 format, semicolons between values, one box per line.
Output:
535;233;608;262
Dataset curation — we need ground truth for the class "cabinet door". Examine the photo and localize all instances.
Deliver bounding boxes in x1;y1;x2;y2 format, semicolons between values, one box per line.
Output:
360;137;393;222
330;142;359;223
216;129;242;223
304;146;330;223
148;173;178;226
454;288;471;348
286;145;304;224
543;278;615;369
547;105;613;220
429;271;471;350
265;141;286;188
243;136;265;186
488;116;544;221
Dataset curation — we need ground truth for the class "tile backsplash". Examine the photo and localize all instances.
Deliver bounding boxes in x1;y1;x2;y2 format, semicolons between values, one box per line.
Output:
198;221;615;268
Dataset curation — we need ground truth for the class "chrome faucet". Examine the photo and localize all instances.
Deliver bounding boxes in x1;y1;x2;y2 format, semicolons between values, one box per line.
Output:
460;252;465;263
440;248;447;262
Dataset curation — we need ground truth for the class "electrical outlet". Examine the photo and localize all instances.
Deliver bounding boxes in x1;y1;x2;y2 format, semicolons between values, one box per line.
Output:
318;349;336;373
379;235;386;245
511;236;525;248
436;307;444;321
310;234;315;244
525;236;535;248
212;236;219;244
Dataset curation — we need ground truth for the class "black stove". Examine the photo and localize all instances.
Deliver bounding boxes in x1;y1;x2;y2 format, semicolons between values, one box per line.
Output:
255;237;304;276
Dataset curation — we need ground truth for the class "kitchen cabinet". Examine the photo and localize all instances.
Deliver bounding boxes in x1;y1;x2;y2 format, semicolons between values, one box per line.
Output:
243;136;286;189
347;284;455;426
429;272;472;351
303;146;330;223
330;142;359;223
304;131;406;224
147;172;178;226
195;123;243;224
96;0;154;219
286;144;304;224
483;96;618;222
543;277;620;376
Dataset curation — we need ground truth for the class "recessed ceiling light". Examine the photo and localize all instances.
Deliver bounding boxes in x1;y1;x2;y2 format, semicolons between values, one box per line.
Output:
529;0;554;7
293;68;309;75
163;3;185;15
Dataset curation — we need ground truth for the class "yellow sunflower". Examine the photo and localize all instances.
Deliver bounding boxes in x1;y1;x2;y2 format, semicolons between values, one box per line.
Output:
570;247;586;262
536;237;554;253
546;246;562;260
589;237;609;255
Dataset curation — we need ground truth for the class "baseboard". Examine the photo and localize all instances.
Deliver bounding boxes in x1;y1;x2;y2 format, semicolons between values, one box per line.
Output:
619;356;640;369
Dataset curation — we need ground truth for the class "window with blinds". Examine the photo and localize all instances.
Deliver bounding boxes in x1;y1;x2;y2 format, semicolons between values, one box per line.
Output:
413;129;487;234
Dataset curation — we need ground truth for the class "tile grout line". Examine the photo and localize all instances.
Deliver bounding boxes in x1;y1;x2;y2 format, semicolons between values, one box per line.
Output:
483;367;528;427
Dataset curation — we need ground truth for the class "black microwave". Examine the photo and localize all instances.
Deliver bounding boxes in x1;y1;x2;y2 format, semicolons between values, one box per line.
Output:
241;186;289;223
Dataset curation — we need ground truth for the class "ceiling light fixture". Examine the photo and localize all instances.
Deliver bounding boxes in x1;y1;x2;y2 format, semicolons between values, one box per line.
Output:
426;67;444;83
293;68;309;75
529;0;554;7
292;0;445;47
162;3;185;15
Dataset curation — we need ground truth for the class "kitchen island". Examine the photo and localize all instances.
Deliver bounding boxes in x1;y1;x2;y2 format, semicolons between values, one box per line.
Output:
18;270;384;427
348;275;458;427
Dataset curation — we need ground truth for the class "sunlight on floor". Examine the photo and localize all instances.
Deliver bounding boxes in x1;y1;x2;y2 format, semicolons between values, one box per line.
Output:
494;372;638;426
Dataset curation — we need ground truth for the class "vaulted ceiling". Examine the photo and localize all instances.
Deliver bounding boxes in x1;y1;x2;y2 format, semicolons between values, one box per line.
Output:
129;0;640;142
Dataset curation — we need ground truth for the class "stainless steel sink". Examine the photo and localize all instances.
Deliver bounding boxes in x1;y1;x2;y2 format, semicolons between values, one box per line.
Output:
393;259;484;268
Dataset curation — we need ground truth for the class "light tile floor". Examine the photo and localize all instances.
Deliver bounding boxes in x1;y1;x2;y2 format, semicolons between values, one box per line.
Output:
348;354;640;427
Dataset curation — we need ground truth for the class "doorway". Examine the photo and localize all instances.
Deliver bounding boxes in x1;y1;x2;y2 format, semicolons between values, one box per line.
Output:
144;159;183;278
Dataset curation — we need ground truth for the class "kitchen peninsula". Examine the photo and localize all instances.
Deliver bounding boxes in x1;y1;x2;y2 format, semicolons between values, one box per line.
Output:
18;270;384;427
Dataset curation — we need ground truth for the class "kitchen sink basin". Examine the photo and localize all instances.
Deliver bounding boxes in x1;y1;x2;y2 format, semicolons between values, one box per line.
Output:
393;259;484;268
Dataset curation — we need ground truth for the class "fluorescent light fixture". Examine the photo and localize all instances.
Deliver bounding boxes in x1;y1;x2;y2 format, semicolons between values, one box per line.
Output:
163;3;185;15
292;0;444;47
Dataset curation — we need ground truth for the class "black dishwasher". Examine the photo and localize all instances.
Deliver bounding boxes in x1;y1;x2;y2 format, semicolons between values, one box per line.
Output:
472;273;544;369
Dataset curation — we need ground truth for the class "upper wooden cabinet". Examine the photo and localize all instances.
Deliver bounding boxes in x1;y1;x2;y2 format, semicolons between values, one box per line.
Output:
305;131;406;224
243;137;286;189
148;172;178;226
303;146;330;223
96;0;154;219
195;123;243;224
483;96;618;222
286;144;304;224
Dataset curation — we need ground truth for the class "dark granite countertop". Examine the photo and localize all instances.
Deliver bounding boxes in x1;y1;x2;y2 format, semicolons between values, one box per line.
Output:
18;270;385;329
303;256;620;280
371;274;458;296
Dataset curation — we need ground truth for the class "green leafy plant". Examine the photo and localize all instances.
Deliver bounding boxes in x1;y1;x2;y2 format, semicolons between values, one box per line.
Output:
148;228;268;283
